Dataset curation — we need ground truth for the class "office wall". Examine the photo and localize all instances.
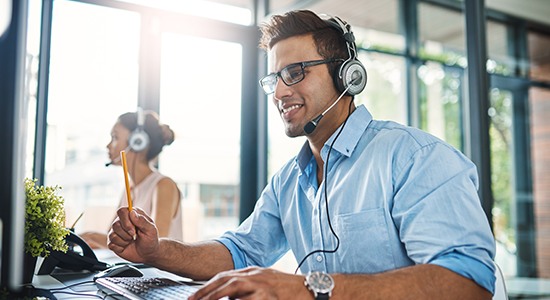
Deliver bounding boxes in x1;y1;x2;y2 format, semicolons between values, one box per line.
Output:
532;85;550;278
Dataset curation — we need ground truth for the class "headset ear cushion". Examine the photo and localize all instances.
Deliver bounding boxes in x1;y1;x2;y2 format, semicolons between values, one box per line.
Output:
128;130;150;152
333;61;345;94
337;60;367;96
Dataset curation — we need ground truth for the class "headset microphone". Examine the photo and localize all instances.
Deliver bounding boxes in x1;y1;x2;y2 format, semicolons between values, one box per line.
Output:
105;146;131;167
303;74;361;135
105;158;119;167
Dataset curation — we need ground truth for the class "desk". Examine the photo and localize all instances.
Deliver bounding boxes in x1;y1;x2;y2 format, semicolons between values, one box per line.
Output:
32;249;199;300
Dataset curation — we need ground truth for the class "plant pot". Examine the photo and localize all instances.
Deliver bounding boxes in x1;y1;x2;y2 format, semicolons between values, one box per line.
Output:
22;251;38;285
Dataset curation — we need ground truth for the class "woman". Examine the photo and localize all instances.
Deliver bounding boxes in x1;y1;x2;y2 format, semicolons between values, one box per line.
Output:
80;110;182;249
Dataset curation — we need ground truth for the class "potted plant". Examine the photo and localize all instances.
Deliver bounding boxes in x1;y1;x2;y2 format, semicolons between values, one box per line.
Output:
23;178;69;283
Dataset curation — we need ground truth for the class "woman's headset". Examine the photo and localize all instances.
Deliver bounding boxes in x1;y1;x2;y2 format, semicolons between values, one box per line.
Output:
322;15;367;96
127;107;150;152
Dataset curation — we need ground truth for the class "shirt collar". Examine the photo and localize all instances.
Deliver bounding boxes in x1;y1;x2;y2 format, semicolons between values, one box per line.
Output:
296;104;373;171
323;104;372;158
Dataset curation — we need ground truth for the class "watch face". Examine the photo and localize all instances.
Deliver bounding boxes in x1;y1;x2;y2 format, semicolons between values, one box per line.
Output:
307;271;335;293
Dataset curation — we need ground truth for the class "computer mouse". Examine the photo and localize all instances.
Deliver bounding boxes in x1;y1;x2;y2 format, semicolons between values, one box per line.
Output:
93;264;144;281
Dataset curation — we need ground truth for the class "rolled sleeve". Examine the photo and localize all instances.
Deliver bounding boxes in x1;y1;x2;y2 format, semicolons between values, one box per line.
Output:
215;236;248;270
430;252;496;294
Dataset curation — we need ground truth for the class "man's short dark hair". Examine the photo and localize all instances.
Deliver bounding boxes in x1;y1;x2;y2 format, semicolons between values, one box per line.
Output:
259;10;351;77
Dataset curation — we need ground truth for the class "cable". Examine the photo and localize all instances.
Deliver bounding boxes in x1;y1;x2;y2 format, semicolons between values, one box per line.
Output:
295;97;354;274
102;293;127;300
51;290;106;299
51;289;125;300
47;280;95;291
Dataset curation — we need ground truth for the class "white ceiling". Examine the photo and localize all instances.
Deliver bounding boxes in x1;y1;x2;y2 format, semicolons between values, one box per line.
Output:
486;0;550;27
147;0;550;28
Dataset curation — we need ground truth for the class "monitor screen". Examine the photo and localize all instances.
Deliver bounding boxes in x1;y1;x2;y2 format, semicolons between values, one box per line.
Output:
0;0;28;291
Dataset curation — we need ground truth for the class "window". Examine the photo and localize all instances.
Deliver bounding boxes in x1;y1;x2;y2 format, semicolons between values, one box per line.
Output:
418;62;464;151
356;51;407;124
489;87;515;276
418;3;466;67
486;20;515;76
44;0;140;232
24;0;43;179
158;33;242;242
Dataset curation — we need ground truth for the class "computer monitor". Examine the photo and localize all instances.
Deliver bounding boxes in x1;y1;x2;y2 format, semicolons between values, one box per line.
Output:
0;0;29;292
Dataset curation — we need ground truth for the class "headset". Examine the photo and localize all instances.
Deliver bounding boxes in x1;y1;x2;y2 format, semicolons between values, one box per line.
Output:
322;15;367;96
128;107;150;152
296;14;366;272
303;15;368;135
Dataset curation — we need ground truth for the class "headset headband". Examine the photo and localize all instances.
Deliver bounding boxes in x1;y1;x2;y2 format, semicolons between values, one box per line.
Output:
319;13;367;96
319;14;358;62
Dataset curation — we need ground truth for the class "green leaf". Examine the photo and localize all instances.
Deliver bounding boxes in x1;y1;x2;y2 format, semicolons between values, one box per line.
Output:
23;178;69;258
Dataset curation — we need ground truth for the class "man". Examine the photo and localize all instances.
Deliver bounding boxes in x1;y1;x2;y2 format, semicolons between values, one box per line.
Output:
108;10;496;300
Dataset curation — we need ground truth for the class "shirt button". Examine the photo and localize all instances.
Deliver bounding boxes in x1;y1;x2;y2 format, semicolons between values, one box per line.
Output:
316;256;323;262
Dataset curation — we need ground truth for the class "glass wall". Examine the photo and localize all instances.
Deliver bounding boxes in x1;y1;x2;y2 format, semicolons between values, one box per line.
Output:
418;62;464;151
158;33;242;242
43;0;140;233
489;87;515;276
356;52;407;124
24;0;43;179
486;20;515;76
418;2;466;65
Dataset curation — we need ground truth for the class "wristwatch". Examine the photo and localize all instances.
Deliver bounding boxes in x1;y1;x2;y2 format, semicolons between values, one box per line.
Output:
304;271;334;300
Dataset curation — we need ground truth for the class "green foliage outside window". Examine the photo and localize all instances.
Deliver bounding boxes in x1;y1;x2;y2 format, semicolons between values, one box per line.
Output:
418;63;463;151
489;89;514;252
418;48;468;68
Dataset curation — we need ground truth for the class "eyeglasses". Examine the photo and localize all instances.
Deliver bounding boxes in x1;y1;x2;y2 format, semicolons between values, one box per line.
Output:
259;59;344;95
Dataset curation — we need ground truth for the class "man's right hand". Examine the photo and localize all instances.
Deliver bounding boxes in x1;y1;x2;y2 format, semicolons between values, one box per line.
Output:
107;206;160;264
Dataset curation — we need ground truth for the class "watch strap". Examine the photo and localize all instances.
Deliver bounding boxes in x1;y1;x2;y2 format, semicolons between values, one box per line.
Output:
317;293;329;300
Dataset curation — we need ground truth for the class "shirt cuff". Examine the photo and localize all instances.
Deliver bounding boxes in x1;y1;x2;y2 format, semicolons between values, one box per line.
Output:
430;252;496;294
215;236;247;270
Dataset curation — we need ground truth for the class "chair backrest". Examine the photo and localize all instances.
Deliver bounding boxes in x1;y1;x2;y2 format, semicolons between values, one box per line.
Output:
493;262;508;300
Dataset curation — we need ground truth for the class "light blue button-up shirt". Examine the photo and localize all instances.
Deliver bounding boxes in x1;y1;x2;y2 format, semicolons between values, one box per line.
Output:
217;105;496;293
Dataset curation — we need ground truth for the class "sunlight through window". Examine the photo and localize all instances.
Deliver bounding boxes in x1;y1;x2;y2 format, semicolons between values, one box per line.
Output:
116;0;251;25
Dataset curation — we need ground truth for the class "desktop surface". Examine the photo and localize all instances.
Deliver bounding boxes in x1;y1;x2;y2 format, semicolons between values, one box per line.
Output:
33;250;550;300
32;249;199;300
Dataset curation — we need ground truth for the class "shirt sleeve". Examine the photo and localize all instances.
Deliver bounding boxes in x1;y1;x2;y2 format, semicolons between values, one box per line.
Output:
391;141;496;294
214;174;290;270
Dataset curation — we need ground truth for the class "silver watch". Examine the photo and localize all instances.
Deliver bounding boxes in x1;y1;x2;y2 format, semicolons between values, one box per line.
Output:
304;271;334;300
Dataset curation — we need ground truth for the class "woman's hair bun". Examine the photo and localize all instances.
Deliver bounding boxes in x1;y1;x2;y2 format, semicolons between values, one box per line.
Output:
161;124;175;146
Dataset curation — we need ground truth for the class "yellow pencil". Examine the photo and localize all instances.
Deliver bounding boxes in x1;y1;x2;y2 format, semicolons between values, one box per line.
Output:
121;150;133;211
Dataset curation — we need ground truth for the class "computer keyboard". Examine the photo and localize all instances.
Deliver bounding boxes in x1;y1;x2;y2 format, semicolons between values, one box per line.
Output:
95;277;198;300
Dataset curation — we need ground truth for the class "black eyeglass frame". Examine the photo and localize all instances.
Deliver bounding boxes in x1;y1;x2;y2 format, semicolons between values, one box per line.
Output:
259;58;344;95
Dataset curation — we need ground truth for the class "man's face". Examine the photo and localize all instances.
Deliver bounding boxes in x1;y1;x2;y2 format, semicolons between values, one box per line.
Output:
269;34;339;137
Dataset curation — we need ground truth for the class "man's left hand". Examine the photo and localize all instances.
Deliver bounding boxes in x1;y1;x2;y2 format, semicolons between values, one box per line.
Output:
188;267;312;300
